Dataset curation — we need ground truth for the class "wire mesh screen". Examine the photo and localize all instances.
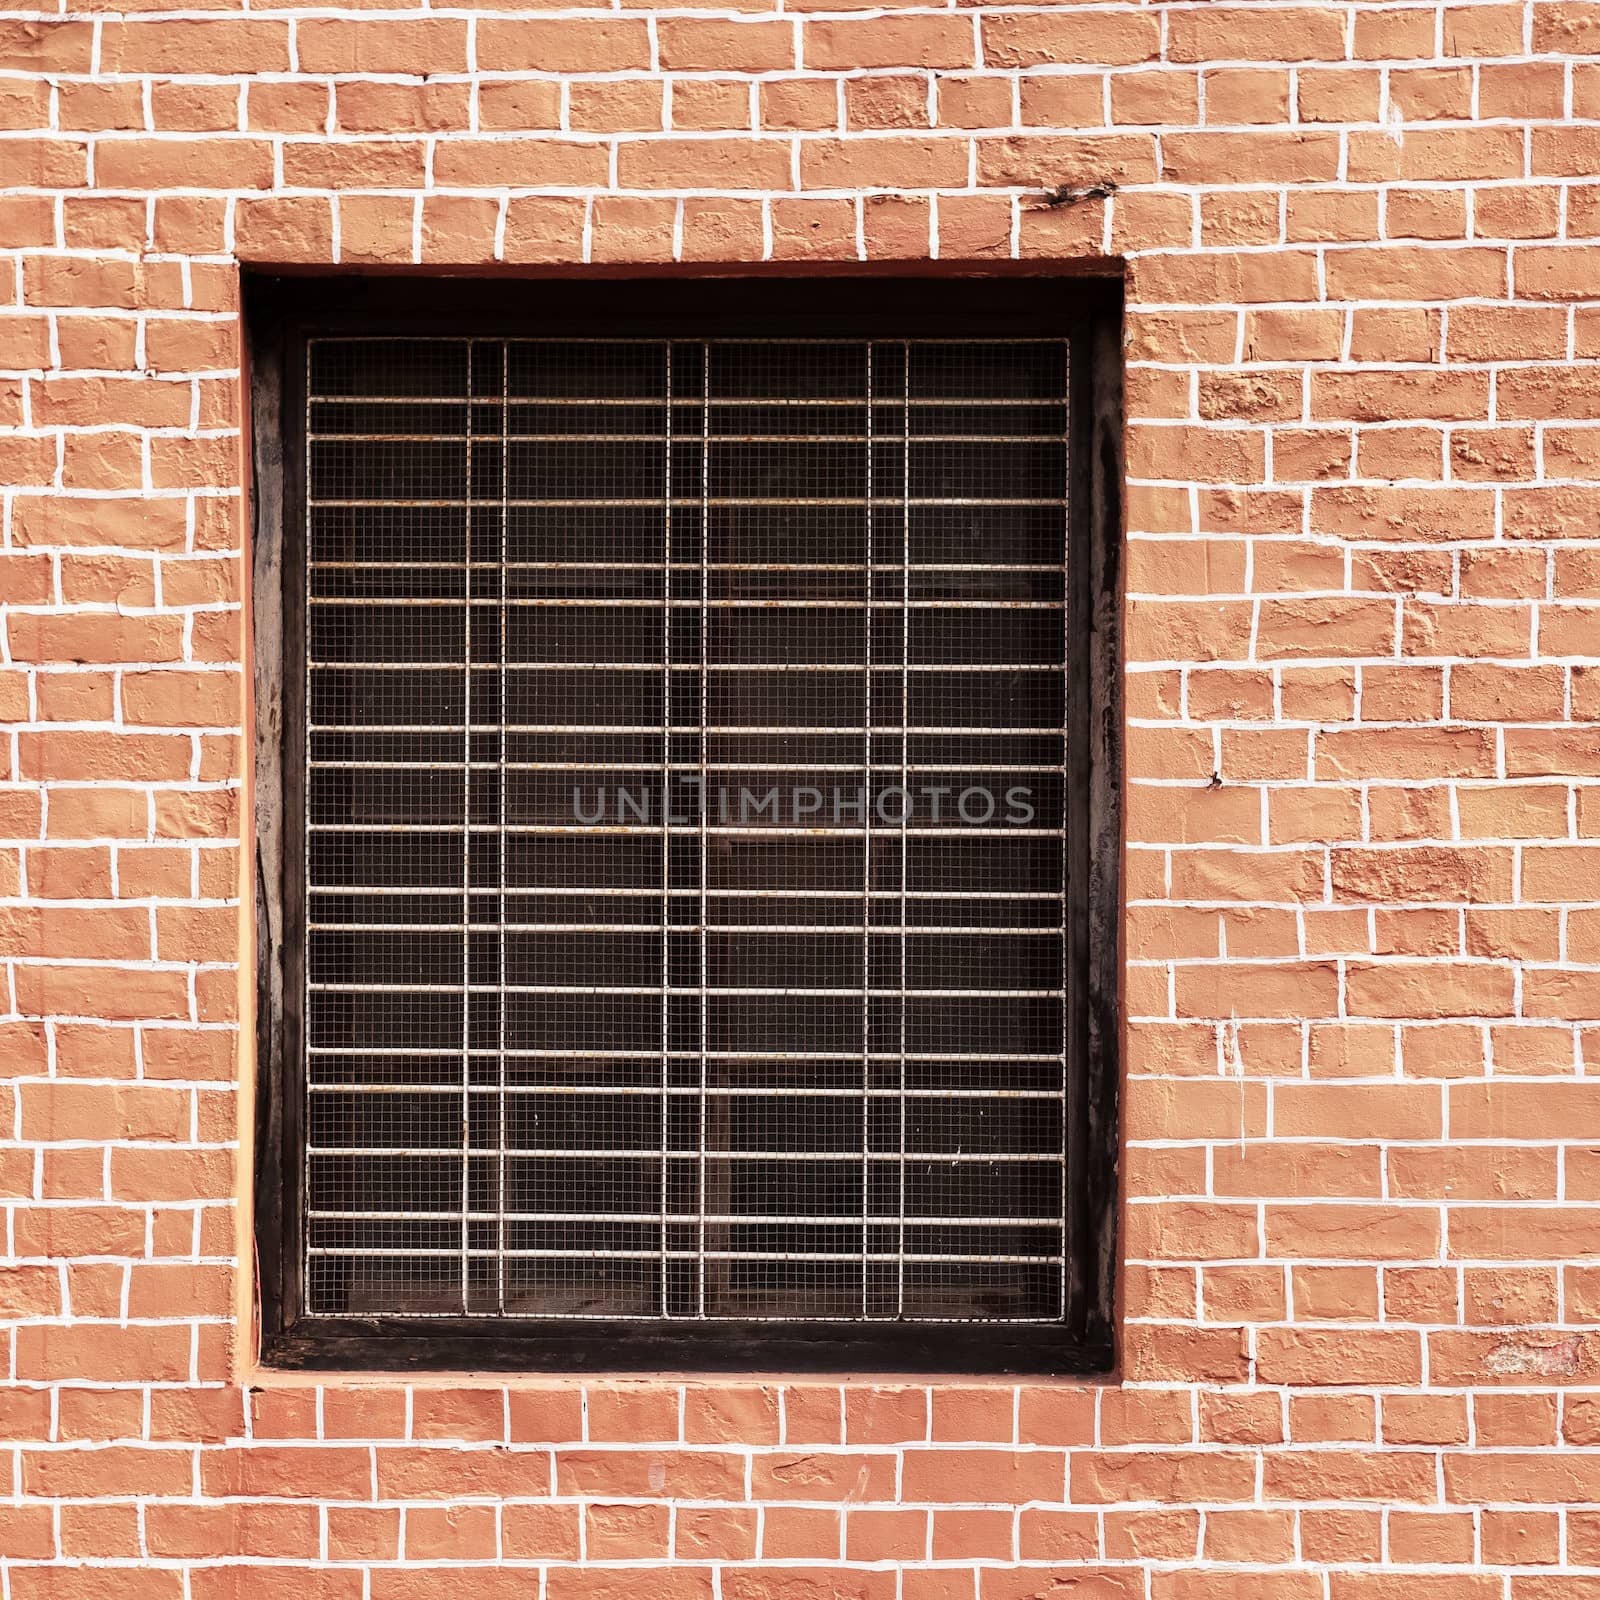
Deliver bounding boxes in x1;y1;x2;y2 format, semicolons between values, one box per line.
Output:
302;335;1071;1325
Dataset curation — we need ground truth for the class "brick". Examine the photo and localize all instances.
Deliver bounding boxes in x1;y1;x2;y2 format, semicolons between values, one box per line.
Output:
234;197;335;263
1262;1449;1436;1502
202;1447;372;1500
298;19;465;73
326;1507;399;1562
507;1388;583;1443
983;13;1158;67
556;1450;741;1499
99;21;289;74
616;139;791;191
14;964;190;1022
0;20;94;72
1072;1451;1256;1505
803;15;974;70
548;1572;714;1600
501;197;589;264
96;138;273;191
586;1385;678;1441
753;1450;898;1501
16;1325;190;1385
979;134;1158;189
801;136;967;190
146;1504;321;1560
662;19;795;71
590;196;676;263
405;1505;499;1560
502;1503;581;1559
10;614;185;666
281;140;426;189
683;1385;780;1444
19;1081;184;1141
902;1449;1063;1504
337;82;471;136
11;1570;186;1600
1169;6;1347;61
986;1573;1141;1600
410;1389;505;1442
478;19;648;72
192;1574;362;1600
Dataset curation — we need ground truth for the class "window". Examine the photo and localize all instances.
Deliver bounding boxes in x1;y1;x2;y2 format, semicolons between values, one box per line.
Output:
251;278;1121;1373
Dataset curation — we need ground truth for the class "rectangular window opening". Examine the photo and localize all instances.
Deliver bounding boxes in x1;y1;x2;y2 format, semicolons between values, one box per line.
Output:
251;277;1121;1374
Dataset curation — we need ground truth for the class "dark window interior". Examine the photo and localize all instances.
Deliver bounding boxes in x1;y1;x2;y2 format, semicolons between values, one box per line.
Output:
251;278;1121;1373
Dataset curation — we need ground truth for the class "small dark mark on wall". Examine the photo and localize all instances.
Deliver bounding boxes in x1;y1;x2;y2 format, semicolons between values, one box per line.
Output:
1034;181;1118;209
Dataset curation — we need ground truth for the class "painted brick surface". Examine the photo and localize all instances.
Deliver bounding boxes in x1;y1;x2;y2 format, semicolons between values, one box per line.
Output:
2;0;1600;1590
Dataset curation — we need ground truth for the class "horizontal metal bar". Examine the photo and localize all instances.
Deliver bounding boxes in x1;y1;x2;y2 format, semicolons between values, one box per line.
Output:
309;661;1062;674
313;659;1064;672
309;498;1067;509
311;392;1063;406
308;1046;1064;1063
306;599;1064;610
306;1313;1054;1329
306;887;1062;901
309;923;1061;935
308;1081;1062;1094
310;561;1060;573
311;335;1063;347
314;432;1063;445
309;760;1063;773
309;1247;1064;1264
312;721;1063;733
310;1210;1063;1226
305;1309;1059;1325
312;334;1063;344
309;1147;1062;1162
307;832;1068;844
309;984;1061;997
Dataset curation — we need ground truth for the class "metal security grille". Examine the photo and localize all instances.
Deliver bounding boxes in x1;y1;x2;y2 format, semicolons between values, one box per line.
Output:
301;334;1071;1327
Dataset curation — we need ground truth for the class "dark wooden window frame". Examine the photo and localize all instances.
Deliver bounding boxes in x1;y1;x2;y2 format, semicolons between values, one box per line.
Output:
248;273;1123;1375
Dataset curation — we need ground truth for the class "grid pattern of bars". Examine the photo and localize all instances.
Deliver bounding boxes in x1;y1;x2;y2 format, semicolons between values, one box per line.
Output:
302;335;1071;1324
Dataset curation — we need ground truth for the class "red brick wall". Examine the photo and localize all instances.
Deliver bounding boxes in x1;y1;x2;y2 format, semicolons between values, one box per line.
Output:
2;0;1599;1592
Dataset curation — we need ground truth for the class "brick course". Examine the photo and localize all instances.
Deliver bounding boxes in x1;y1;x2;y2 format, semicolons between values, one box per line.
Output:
3;0;1600;1590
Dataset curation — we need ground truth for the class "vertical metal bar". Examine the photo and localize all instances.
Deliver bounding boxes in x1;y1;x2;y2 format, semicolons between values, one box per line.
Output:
861;342;874;1319
461;339;474;1314
897;340;910;1319
696;341;710;1320
497;340;509;1315
1059;335;1073;1324
301;340;315;1312
660;342;673;1318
